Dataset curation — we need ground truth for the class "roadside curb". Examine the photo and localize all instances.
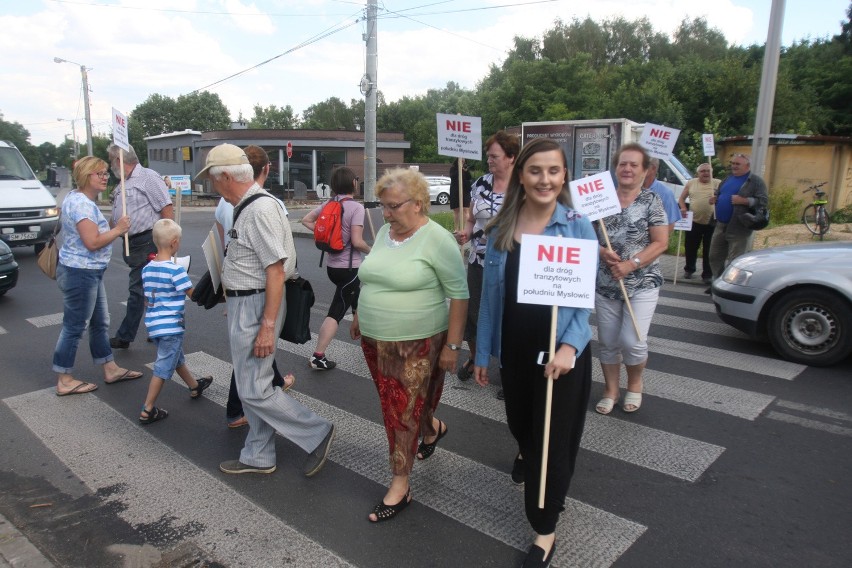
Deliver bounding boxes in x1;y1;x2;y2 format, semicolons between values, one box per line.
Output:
0;512;54;567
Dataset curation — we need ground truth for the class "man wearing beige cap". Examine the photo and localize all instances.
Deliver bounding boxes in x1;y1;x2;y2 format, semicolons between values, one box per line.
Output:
197;143;335;477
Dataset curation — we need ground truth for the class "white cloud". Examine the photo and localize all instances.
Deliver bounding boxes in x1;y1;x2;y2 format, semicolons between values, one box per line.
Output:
0;0;843;146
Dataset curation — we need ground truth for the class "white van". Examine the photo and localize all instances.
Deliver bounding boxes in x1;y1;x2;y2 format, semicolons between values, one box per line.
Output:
0;141;59;253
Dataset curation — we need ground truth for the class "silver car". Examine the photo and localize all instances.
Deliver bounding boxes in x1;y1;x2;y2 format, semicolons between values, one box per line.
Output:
425;176;451;205
712;242;852;366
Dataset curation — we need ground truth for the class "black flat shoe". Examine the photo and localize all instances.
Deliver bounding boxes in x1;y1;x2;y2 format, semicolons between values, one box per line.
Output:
416;420;447;460
511;454;525;485
456;358;474;381
522;541;556;568
368;488;411;522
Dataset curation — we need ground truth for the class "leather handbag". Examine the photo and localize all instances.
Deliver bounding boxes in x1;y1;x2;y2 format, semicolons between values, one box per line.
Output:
280;276;314;344
37;220;61;279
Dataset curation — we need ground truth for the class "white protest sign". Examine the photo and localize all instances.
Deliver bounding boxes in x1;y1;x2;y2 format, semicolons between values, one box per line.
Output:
436;113;482;160
111;107;129;151
674;210;693;231
702;133;716;156
202;226;224;293
639;123;680;159
568;171;620;222
517;235;598;309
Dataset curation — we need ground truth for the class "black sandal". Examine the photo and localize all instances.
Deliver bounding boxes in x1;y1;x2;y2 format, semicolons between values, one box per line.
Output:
456;359;474;381
139;406;168;425
416;420;447;460
189;376;213;399
368;488;411;522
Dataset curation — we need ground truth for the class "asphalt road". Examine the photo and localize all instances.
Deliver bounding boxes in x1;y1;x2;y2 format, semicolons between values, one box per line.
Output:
1;207;850;568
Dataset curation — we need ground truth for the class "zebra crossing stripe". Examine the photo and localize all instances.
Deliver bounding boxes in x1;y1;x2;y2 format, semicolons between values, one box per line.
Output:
26;313;63;328
3;388;353;568
165;352;648;567
271;339;728;482
590;325;805;380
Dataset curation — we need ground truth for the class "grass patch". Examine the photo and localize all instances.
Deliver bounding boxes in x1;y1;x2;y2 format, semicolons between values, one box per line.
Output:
430;211;455;232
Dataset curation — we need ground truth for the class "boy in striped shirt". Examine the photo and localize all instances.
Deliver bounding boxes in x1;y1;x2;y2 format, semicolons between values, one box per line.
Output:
139;219;212;424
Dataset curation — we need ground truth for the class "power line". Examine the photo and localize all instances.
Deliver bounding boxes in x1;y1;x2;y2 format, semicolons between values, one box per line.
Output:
190;16;362;94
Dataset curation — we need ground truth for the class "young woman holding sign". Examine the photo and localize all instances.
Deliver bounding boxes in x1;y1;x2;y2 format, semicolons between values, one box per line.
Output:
474;138;596;568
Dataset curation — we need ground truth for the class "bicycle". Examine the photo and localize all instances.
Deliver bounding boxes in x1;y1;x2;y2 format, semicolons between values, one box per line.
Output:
801;181;831;240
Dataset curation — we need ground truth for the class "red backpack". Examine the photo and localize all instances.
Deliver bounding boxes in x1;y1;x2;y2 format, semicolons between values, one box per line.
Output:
313;196;351;253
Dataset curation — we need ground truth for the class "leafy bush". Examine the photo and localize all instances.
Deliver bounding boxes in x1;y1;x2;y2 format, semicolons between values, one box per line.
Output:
832;205;852;224
767;185;801;227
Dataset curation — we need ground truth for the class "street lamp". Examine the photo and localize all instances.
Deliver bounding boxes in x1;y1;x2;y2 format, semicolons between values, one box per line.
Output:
53;57;94;157
57;118;79;158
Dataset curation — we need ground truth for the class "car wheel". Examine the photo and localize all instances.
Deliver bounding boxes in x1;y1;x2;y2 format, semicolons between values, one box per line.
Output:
34;243;45;255
437;192;450;206
767;288;852;366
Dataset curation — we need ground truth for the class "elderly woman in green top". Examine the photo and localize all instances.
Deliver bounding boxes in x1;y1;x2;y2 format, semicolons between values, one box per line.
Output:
351;168;468;523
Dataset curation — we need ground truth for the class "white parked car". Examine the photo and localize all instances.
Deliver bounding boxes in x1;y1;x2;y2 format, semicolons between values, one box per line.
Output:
712;242;852;366
425;176;451;205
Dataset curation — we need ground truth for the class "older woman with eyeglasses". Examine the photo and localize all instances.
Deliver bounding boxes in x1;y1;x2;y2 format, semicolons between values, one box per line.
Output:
52;156;141;396
351;168;468;522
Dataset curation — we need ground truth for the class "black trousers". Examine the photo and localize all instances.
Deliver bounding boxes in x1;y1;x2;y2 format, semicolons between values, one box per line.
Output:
501;344;592;535
683;221;715;279
226;359;284;420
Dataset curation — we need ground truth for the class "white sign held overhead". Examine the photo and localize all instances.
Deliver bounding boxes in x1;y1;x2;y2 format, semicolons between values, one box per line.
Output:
111;107;129;151
639;123;680;159
702;134;716;156
568;171;621;222
518;235;598;309
436;113;482;160
674;210;694;232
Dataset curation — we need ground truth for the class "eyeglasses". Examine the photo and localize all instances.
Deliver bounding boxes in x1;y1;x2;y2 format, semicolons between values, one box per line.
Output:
90;171;110;179
486;153;505;161
380;199;412;211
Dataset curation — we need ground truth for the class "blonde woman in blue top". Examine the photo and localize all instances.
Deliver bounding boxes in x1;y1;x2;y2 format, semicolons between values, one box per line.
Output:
474;139;596;568
53;156;140;396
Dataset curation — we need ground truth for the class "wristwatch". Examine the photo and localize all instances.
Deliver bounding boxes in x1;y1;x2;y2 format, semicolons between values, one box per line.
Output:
632;257;641;268
445;343;461;351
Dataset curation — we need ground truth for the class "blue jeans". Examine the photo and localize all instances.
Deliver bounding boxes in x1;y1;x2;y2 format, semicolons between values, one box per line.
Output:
115;232;156;342
53;264;114;373
152;334;186;379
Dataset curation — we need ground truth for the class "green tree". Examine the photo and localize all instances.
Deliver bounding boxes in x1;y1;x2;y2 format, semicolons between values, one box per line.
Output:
301;97;356;130
173;91;231;132
248;104;299;129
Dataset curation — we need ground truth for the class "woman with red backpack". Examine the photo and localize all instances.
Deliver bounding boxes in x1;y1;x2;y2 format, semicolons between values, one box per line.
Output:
300;167;372;370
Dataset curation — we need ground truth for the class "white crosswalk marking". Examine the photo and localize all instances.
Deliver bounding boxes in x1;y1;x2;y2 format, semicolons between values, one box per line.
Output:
273;337;728;481
4;389;352;568
590;325;806;380
26;313;63;328
153;352;647;567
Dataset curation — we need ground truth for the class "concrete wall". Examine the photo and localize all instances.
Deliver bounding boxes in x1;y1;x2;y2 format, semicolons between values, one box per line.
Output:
720;137;852;212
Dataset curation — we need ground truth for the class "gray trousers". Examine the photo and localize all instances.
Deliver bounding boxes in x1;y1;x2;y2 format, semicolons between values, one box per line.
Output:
227;292;332;468
708;221;754;280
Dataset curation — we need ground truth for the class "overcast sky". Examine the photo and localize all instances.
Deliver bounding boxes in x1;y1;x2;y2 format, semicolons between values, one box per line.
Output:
2;0;848;146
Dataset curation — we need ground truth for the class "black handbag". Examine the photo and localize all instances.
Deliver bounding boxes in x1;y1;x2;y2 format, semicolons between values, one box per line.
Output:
744;205;770;230
280;276;314;344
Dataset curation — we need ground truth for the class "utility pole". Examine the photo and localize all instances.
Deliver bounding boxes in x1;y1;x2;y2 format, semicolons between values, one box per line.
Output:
81;65;94;157
750;0;786;177
54;57;94;157
362;0;378;202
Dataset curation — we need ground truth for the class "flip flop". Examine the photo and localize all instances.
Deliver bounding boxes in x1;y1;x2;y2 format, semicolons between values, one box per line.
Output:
623;391;642;413
105;369;143;384
56;381;98;397
595;397;618;415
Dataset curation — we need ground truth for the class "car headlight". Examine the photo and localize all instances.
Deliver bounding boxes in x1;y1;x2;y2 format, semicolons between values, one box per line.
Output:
44;207;59;217
723;266;753;286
